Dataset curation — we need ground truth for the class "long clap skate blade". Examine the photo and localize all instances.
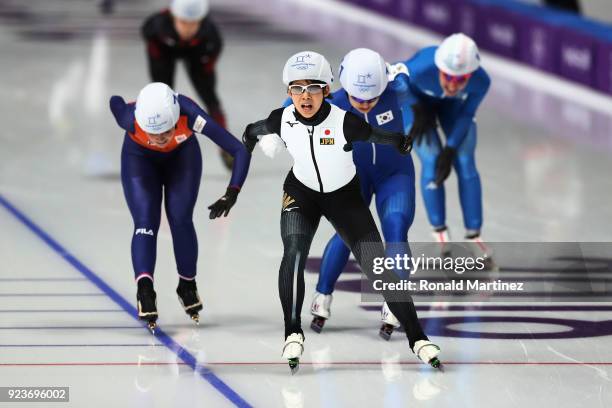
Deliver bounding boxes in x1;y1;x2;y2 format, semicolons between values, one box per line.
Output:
379;323;394;341
288;358;300;375
310;317;325;333
147;321;157;334
190;313;200;325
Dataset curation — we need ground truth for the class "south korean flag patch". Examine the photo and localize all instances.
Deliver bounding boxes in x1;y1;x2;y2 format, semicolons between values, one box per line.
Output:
193;115;207;133
376;110;394;126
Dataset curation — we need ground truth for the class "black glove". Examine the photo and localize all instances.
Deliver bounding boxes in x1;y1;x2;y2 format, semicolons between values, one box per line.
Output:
242;124;258;153
409;103;438;145
434;146;455;186
343;142;353;152
397;133;414;155
208;187;239;219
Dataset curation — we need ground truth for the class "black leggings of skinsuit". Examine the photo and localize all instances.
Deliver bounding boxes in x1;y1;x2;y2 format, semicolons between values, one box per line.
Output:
278;171;427;348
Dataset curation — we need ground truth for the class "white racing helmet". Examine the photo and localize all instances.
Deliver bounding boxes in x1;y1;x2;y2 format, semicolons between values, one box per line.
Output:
282;51;333;86
434;33;480;76
135;82;180;134
339;48;388;100
170;0;209;21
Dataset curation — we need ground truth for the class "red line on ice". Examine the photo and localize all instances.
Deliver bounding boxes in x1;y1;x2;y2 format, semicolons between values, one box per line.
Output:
1;361;612;366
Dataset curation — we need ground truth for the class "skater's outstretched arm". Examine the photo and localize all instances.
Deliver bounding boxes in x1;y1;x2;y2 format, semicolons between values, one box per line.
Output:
343;112;412;154
175;95;250;219
242;108;284;153
178;95;250;188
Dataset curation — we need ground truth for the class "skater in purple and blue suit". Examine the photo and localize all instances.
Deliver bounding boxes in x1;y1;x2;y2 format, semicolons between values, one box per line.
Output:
110;82;250;332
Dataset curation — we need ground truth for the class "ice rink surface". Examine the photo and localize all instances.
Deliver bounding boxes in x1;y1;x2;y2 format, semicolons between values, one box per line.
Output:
1;0;612;407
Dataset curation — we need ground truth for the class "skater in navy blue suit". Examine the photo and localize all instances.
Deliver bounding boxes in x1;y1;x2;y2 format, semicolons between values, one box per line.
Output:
110;82;250;332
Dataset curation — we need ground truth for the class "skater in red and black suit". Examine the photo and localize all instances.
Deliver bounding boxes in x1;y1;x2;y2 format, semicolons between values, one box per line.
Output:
142;0;235;169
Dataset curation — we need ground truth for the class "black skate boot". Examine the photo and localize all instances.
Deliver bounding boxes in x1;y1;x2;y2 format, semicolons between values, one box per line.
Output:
177;279;203;324
137;278;158;334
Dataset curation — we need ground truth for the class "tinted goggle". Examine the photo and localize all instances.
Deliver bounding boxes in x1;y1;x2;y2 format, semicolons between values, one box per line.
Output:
441;72;472;84
349;95;379;104
288;83;327;95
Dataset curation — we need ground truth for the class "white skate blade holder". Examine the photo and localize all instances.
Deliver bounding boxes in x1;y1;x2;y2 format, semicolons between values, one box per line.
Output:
282;333;304;374
413;340;441;368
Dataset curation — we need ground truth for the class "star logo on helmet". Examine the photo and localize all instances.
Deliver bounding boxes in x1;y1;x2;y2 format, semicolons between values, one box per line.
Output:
147;114;161;125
